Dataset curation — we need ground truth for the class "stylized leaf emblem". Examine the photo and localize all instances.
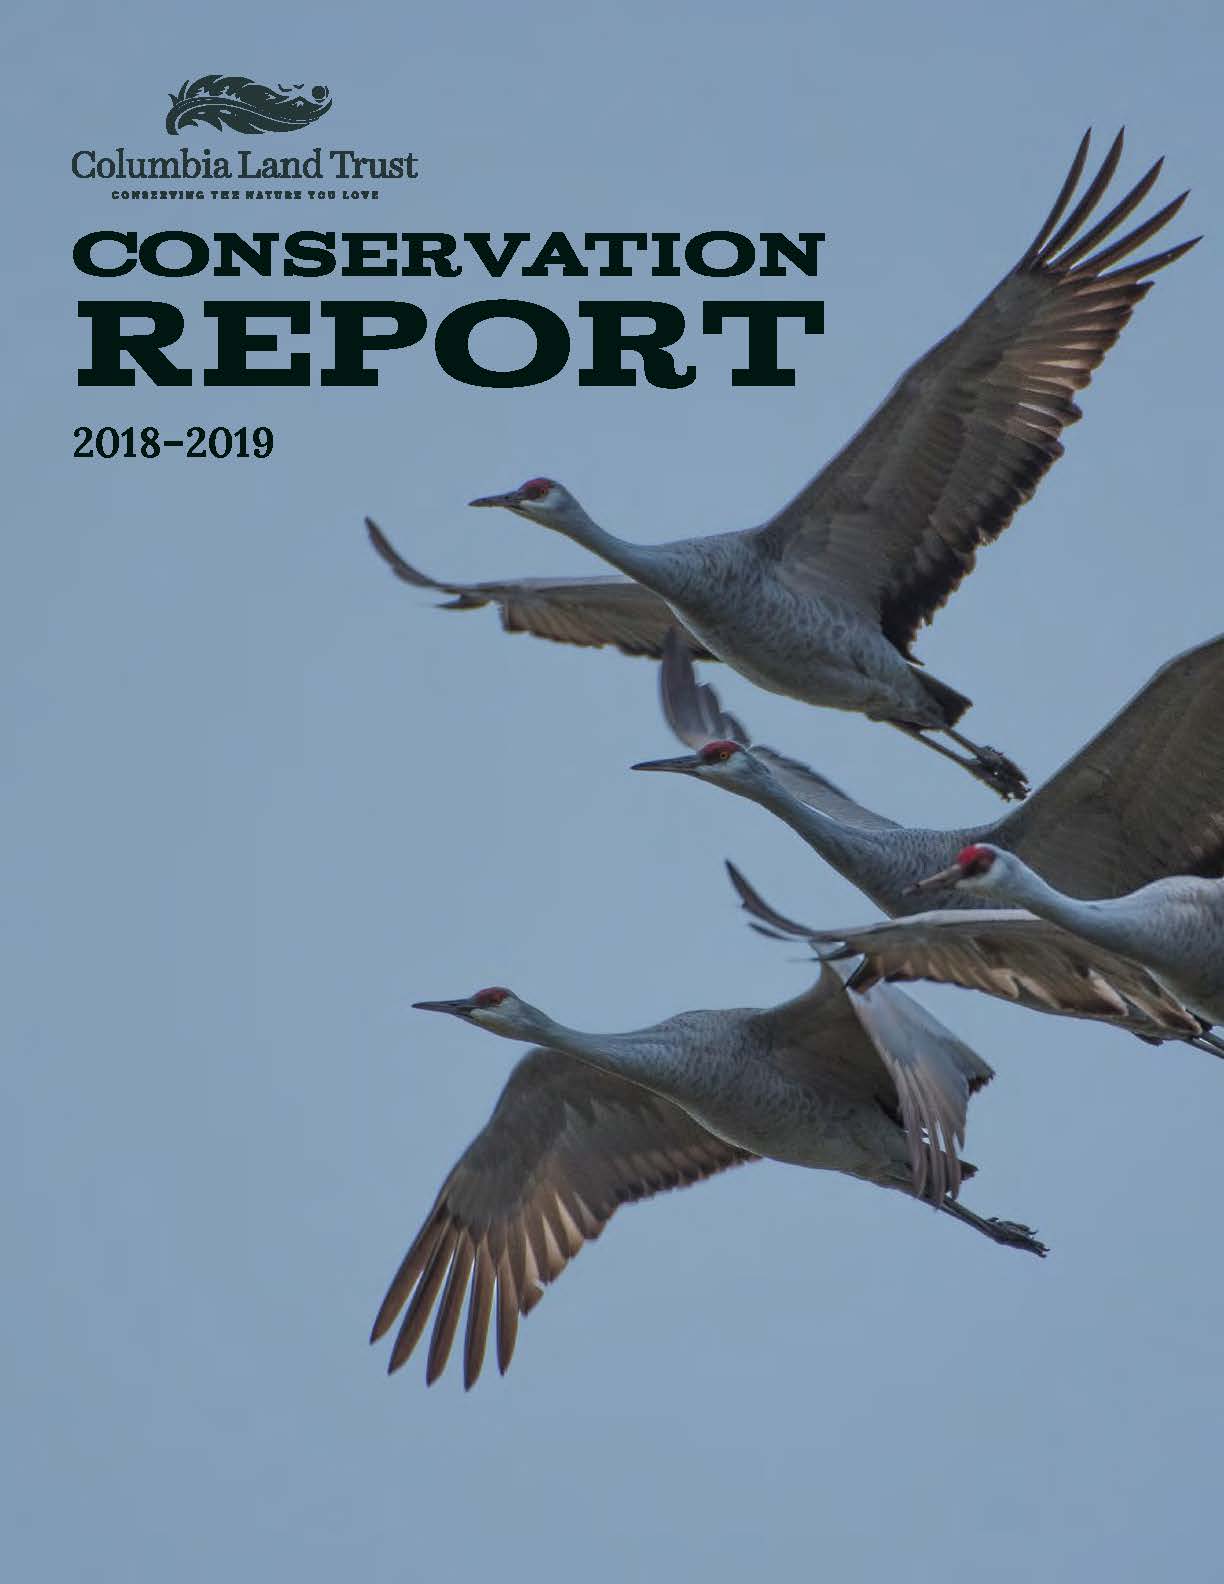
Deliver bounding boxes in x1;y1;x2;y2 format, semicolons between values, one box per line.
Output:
166;76;332;135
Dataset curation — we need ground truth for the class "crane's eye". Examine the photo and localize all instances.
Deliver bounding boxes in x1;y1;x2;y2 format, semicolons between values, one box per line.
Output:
520;478;552;500
474;986;510;1007
700;740;739;764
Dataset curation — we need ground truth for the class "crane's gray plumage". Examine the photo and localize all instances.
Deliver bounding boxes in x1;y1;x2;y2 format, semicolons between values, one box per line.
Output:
914;847;1224;1030
638;633;1224;1048
373;969;1043;1388
373;132;1196;799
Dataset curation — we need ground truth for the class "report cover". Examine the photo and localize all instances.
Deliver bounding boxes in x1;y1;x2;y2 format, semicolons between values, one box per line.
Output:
9;2;1221;1578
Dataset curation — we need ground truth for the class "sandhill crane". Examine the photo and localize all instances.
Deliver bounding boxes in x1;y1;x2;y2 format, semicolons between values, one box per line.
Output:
372;970;1044;1388
374;132;1196;799
908;845;1224;1028
723;863;1223;1055
633;633;1224;1047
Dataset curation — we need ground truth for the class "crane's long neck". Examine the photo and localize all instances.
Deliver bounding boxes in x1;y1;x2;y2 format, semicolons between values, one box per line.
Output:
526;1014;678;1092
741;777;900;914
548;505;688;596
989;864;1156;958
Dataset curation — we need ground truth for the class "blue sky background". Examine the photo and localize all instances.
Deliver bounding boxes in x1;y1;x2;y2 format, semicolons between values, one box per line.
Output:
5;1;1222;1578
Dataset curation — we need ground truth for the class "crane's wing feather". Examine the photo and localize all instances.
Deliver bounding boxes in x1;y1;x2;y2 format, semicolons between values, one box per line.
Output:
370;1049;753;1389
755;132;1197;655
761;962;991;1207
849;980;994;1206
813;912;1207;1040
725;859;831;943
658;628;750;748
366;519;712;659
995;634;1224;895
659;632;901;832
728;863;1205;1042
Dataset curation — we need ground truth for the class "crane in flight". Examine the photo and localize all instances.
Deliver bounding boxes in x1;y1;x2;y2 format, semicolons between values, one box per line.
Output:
370;131;1197;798
724;862;1222;1056
904;844;1224;1031
372;969;1043;1388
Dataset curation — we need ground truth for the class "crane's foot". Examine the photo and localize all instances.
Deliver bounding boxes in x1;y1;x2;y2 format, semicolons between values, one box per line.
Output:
887;722;1029;802
945;731;1030;801
1192;1029;1224;1058
982;1218;1048;1256
971;757;1028;802
939;1196;1048;1256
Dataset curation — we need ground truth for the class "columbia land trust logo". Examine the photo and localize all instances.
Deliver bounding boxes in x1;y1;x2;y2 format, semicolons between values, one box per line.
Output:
165;76;332;135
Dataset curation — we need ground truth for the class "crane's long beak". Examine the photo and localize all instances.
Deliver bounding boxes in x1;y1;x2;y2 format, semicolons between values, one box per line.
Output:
468;492;517;509
901;863;965;898
412;997;478;1020
630;753;704;776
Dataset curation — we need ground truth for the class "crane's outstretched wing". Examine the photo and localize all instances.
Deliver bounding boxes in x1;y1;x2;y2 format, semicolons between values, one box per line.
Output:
366;518;712;659
727;864;1205;1043
658;631;902;833
993;634;1224;897
756;131;1197;656
370;1049;753;1389
763;963;991;1207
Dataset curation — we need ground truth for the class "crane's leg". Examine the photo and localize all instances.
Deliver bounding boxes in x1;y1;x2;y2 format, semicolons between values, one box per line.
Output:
1191;1030;1224;1058
887;722;1030;802
938;1197;1047;1256
943;727;1030;801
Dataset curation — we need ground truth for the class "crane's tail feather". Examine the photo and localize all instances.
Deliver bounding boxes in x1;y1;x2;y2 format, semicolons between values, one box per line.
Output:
916;668;973;727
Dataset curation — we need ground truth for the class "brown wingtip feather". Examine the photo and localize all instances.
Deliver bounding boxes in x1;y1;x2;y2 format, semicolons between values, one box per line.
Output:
387;1229;456;1374
463;1246;496;1390
1068;191;1192;279
496;1264;519;1376
1019;128;1093;266
370;1215;445;1345
365;518;439;588
1051;155;1165;272
725;860;816;942
1036;129;1126;264
425;1235;474;1386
